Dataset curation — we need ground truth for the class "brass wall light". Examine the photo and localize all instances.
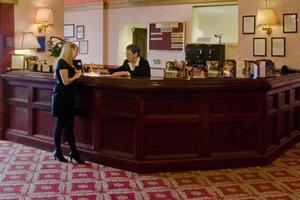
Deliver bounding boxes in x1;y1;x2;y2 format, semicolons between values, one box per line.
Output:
36;8;54;33
256;0;278;35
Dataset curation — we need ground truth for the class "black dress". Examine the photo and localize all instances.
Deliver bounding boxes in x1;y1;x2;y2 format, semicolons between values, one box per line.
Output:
108;57;151;77
51;59;76;118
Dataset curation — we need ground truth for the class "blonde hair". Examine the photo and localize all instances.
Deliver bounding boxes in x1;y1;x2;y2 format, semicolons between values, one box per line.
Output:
55;42;77;69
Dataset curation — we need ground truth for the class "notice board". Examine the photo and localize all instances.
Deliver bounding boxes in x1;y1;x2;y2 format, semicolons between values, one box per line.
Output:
149;22;184;51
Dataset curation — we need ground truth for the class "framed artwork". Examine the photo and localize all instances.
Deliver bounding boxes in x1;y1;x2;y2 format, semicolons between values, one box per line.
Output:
4;36;14;48
253;38;267;57
11;54;25;70
79;40;88;54
206;60;219;71
64;24;75;38
242;15;256;34
76;25;85;39
283;13;298;33
271;37;286;57
37;36;46;52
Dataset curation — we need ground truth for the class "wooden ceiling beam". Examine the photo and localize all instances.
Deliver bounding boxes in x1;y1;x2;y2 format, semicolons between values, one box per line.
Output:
105;0;237;9
0;0;18;4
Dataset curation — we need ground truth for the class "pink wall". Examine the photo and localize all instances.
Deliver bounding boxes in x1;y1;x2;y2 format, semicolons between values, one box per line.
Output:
14;0;64;64
103;4;193;67
65;6;104;64
65;0;102;5
239;0;300;69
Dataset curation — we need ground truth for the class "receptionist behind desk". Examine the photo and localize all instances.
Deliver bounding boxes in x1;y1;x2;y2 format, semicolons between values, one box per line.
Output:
108;44;151;77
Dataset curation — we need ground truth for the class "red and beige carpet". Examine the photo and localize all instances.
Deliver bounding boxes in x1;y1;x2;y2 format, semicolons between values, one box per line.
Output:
1;140;300;199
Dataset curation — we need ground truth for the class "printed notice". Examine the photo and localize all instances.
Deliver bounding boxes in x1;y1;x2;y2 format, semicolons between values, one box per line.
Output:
151;38;163;40
171;44;183;49
149;22;184;51
171;38;183;43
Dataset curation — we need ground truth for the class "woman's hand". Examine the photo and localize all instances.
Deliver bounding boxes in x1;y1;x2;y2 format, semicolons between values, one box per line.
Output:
74;70;83;79
60;69;82;86
111;71;130;77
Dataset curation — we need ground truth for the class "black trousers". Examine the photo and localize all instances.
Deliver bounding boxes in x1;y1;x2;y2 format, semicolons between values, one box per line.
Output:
54;117;78;154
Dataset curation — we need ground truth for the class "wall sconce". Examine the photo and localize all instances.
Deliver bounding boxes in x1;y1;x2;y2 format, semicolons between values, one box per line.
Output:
256;0;278;35
35;8;54;33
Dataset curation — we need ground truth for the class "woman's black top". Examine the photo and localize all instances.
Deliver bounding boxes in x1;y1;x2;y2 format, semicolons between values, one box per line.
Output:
108;57;151;77
51;59;76;118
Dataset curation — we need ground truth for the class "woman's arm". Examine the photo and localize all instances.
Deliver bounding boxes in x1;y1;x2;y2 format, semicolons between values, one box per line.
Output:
108;60;128;74
59;69;82;86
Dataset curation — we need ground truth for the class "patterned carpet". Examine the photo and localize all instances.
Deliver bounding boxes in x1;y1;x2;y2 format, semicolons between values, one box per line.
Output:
1;140;300;199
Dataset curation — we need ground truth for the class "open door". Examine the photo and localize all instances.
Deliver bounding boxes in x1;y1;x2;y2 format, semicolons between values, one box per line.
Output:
132;28;147;59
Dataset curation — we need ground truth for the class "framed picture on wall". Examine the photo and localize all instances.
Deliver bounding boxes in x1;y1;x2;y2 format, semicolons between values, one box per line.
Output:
79;40;88;54
37;36;46;52
76;25;85;39
11;54;25;70
253;38;267;57
271;37;285;57
64;24;75;38
283;13;298;33
243;15;256;34
4;36;14;48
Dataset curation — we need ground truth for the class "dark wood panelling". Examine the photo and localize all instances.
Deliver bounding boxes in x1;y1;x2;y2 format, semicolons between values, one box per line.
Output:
210;120;260;153
144;124;198;155
0;71;300;173
210;94;261;114
296;107;300;131
0;80;4;139
7;85;27;100
74;116;94;149
295;88;300;100
144;98;198;115
271;114;278;145
34;110;55;137
7;105;28;132
101;95;137;116
101;121;135;154
35;88;52;102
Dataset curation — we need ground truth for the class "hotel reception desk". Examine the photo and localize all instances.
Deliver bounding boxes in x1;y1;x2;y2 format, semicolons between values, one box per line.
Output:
0;71;299;173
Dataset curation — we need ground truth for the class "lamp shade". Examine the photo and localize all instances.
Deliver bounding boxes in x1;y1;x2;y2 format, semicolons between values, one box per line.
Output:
36;8;54;24
20;32;41;49
256;8;278;26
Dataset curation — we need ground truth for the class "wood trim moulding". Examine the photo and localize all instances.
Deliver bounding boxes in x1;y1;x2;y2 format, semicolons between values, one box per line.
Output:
0;0;18;4
65;2;104;12
105;0;237;9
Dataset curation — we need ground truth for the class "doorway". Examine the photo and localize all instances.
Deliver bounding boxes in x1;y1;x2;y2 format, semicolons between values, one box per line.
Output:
118;24;148;65
132;28;147;59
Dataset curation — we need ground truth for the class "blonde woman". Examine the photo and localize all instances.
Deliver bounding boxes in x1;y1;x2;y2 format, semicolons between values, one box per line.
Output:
51;42;85;164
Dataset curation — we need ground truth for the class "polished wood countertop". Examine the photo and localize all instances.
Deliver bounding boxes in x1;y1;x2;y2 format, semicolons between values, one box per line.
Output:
1;70;299;91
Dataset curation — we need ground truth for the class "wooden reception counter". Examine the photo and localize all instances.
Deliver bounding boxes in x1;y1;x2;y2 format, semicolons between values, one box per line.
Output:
0;71;300;172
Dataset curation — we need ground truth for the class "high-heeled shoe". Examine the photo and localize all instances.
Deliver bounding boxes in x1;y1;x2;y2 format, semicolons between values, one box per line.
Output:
53;151;68;163
69;152;85;164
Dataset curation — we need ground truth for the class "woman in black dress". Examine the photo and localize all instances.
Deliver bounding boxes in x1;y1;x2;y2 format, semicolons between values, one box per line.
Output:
108;44;151;77
51;42;85;164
